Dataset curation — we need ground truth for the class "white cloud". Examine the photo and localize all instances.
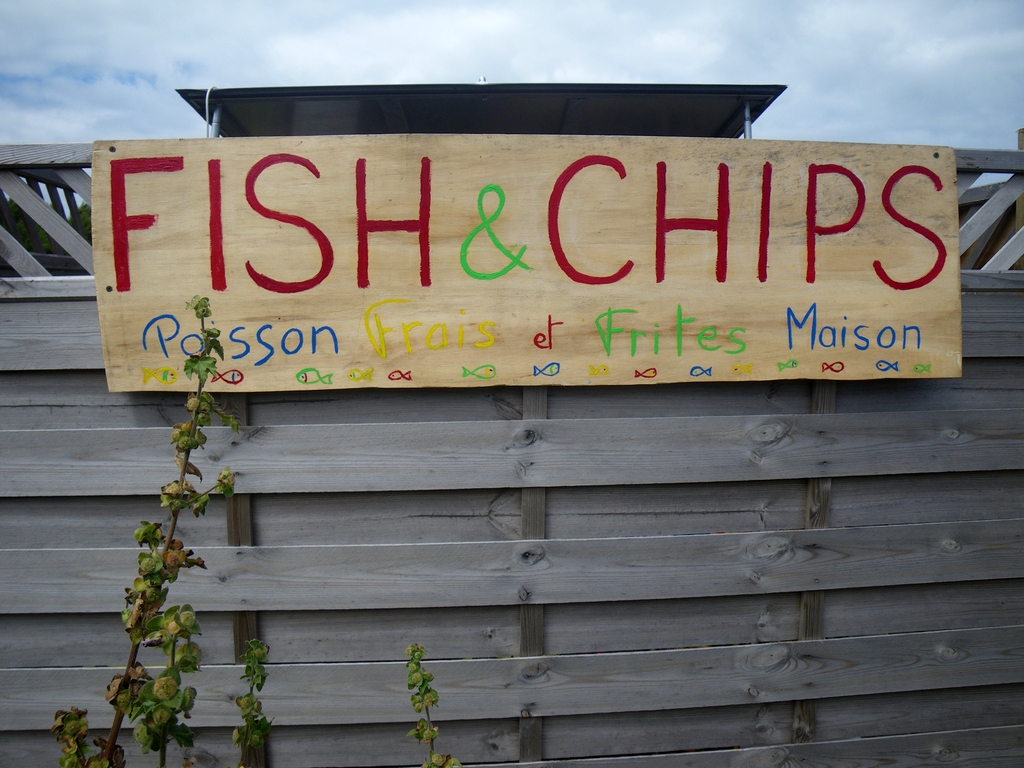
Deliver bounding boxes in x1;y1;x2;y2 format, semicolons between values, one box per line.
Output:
0;0;1021;147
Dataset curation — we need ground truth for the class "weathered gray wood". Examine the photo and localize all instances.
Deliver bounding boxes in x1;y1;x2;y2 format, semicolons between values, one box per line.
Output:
6;408;1024;497
824;579;1024;638
547;481;806;538
267;720;519;767
545;703;792;758
980;224;1024;271
0;612;234;667
962;269;1024;291
829;470;1024;526
0;225;49;277
545;594;800;654
55;168;92;205
5;519;1022;613
0;171;93;271
0;143;92;168
510;724;1024;766
956;171;983;199
962;291;1024;355
250;387;524;425
0;495;228;549
0;275;96;299
836;358;1024;413
547;381;810;419
959;173;1024;254
4;626;1022;729
0;299;102;369
956;148;1024;173
259;606;519;662
254;489;524;544
814;683;1024;742
519;716;542;763
1;727;236;768
962;212;1006;269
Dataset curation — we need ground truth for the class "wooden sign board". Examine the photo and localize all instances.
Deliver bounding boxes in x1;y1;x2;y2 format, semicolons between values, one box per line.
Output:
91;135;961;392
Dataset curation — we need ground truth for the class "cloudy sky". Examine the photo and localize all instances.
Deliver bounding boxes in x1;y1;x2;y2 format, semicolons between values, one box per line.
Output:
1;0;1022;149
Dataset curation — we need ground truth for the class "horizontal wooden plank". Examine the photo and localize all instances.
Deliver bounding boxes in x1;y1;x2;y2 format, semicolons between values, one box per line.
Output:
255;489;526;544
0;300;102;370
249;387;525;424
0;612;234;667
0;143;92;168
545;381;811;419
956;147;1024;172
3;519;1021;613
3;625;1021;730
0;495;228;549
0;276;96;300
815;682;1024;743
546;480;807;538
836;358;1024;413
1;727;237;768
962;291;1024;356
0;294;1018;369
962;269;1024;291
545;594;801;654
260;606;520;663
829;470;1024;526
5;408;1024;497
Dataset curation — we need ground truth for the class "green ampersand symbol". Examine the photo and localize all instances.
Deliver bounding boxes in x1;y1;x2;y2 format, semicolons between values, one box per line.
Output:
460;184;532;280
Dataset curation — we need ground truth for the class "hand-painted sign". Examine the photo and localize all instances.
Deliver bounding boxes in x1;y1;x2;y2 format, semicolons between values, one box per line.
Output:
91;135;961;391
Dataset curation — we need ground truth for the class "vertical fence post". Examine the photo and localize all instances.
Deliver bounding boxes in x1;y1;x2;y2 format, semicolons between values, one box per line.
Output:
519;386;547;762
792;379;836;742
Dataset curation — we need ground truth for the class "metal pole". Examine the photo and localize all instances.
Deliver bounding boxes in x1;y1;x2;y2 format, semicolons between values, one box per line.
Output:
212;104;223;138
743;100;752;139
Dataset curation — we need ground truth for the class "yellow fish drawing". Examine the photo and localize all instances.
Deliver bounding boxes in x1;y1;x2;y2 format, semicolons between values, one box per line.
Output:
732;363;753;374
142;367;177;385
589;365;609;375
348;368;373;382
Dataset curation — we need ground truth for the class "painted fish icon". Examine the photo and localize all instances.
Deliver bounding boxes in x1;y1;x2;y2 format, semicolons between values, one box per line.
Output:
388;370;413;381
733;363;753;374
211;369;244;385
913;363;931;374
462;365;497;380
777;359;798;371
142;367;177;385
589;365;609;376
533;362;560;377
634;367;657;379
821;361;845;373
348;368;374;382
690;366;712;377
296;368;334;385
876;360;899;372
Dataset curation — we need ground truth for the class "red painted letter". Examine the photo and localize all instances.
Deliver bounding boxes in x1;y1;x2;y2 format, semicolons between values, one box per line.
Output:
244;154;334;294
356;157;431;289
110;156;184;292
657;162;730;283
758;162;773;283
875;165;946;290
548;156;633;285
806;164;865;283
208;159;225;291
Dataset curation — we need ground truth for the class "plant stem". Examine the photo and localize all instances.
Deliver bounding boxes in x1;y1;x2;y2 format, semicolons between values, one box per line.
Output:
102;640;140;761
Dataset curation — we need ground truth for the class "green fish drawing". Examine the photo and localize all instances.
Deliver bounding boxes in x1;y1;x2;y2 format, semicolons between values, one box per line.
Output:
462;364;496;380
296;368;334;385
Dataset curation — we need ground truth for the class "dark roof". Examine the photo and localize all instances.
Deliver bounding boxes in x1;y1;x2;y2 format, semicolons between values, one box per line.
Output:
177;83;785;139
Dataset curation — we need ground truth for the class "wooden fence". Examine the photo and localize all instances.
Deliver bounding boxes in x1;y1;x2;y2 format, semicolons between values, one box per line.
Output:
1;143;1024;767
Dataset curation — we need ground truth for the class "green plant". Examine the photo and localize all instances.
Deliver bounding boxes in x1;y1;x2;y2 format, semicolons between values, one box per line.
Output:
406;644;461;768
56;297;243;768
232;640;272;768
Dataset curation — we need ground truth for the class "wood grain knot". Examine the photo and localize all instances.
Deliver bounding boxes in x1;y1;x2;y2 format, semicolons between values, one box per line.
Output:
936;645;966;662
519;663;550;683
748;535;794;562
941;539;962;553
511;428;540;448
749;422;789;445
943;428;961;440
518;547;546;565
518;586;531;601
